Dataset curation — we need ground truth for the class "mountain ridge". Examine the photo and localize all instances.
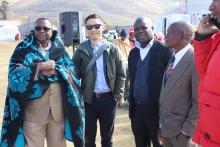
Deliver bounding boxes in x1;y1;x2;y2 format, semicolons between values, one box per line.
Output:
7;0;184;25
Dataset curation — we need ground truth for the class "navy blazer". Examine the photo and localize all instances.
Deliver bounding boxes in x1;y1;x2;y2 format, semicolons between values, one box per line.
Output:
128;40;172;124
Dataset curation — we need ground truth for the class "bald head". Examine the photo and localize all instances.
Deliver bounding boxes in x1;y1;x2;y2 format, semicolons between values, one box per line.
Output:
165;21;193;51
170;21;193;43
134;17;153;27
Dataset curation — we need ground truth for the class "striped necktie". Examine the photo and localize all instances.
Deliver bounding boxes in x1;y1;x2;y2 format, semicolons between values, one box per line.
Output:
164;54;175;85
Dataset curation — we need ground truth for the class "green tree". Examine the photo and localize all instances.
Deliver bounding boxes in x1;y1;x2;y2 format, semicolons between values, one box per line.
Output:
0;1;9;20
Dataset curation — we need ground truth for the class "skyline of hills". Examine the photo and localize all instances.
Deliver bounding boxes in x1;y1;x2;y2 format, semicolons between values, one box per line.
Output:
7;0;186;26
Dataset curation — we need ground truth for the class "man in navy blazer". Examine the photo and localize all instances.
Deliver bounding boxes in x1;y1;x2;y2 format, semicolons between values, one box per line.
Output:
128;17;172;147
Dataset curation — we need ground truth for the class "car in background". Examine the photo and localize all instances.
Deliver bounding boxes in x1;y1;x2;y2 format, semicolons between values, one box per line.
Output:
106;30;118;42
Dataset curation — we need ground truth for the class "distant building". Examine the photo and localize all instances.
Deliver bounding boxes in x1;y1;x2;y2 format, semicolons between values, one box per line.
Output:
0;20;21;42
155;0;212;34
187;0;212;26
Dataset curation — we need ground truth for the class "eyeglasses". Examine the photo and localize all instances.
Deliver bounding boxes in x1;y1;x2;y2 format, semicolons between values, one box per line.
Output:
35;26;52;32
86;24;102;30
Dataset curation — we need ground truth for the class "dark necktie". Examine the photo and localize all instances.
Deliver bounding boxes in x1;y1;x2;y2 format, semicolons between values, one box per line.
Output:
164;55;175;85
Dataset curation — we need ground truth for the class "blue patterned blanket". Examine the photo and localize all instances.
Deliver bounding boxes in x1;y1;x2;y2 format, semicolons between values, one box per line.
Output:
0;31;85;147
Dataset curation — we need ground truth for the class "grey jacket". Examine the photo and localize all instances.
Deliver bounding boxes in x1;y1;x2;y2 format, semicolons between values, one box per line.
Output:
159;48;199;138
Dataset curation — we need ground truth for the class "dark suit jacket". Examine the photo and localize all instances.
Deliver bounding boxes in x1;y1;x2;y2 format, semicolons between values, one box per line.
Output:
128;40;172;125
159;47;199;138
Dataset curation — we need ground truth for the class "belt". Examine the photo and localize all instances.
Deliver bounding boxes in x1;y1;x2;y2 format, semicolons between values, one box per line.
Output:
94;91;112;98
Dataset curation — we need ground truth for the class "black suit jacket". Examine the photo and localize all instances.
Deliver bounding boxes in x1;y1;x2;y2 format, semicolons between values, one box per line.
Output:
128;40;172;124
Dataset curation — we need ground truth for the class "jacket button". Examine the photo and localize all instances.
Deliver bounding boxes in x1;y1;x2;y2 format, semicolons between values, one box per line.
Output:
204;132;210;139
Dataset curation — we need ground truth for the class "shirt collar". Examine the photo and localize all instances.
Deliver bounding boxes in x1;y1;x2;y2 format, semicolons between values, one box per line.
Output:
175;44;191;60
135;38;154;50
38;41;51;51
90;40;103;50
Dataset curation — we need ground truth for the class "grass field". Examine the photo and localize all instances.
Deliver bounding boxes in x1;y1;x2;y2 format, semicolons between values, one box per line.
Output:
0;42;135;147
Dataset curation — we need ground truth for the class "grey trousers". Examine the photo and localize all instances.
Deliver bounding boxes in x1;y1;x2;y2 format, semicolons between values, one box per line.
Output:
162;134;200;147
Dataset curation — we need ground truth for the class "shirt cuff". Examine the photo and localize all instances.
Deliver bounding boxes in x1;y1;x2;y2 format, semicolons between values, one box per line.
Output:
194;31;214;41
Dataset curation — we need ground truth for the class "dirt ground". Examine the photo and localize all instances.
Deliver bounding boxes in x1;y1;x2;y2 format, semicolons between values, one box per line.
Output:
0;42;135;147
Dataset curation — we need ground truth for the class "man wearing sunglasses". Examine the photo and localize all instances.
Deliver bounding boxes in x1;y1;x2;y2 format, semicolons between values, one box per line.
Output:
0;18;85;147
73;14;126;147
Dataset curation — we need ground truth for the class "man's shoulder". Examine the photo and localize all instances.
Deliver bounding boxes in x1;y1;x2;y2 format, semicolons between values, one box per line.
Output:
129;47;139;54
76;40;89;50
152;40;167;49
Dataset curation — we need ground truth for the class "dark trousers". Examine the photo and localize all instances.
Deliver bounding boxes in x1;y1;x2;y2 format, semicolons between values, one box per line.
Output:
124;63;130;101
131;104;161;147
85;95;117;147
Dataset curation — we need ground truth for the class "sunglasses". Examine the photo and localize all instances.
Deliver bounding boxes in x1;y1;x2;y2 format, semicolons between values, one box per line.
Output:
35;26;52;32
86;24;102;30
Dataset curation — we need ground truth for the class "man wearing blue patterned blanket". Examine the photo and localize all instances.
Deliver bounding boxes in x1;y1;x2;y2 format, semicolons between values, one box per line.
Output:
0;18;85;147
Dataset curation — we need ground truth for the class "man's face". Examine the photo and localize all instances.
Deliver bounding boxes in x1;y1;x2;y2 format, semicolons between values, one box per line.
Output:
165;25;181;49
86;18;104;41
34;19;53;43
209;0;220;23
133;18;153;44
121;36;127;41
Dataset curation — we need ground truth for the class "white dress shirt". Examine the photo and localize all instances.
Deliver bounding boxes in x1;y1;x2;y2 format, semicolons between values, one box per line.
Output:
92;42;111;93
135;39;154;61
173;44;192;69
38;41;51;59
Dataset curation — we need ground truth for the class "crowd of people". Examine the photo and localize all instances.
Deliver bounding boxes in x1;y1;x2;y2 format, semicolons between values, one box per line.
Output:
1;0;220;147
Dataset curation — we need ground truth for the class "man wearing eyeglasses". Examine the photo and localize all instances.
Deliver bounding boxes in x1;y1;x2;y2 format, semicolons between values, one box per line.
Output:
73;14;126;147
0;18;85;147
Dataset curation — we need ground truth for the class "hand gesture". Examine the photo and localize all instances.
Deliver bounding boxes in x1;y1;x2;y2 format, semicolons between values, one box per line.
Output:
197;14;219;35
39;60;56;71
157;129;163;145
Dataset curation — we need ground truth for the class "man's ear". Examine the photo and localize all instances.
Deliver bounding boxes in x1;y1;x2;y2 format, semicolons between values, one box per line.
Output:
182;31;188;40
102;24;106;31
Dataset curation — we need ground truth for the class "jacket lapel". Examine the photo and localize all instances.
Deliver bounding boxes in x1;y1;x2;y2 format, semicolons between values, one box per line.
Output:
131;49;139;82
148;41;157;76
78;40;93;59
160;48;193;102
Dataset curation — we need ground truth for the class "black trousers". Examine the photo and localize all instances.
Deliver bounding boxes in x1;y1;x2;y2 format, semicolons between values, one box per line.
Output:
131;104;161;147
85;95;117;147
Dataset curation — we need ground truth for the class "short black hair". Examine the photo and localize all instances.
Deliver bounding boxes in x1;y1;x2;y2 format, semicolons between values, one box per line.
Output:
35;18;53;29
35;18;51;24
85;14;104;24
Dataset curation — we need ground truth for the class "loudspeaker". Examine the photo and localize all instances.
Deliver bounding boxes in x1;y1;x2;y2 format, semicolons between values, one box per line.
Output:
59;11;83;47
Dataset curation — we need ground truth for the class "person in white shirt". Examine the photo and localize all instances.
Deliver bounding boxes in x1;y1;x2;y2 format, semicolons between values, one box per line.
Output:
128;17;172;147
158;21;199;147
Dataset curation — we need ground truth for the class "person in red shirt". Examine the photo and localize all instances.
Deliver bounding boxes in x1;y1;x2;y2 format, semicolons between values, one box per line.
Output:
129;30;135;49
15;32;21;41
193;0;220;146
